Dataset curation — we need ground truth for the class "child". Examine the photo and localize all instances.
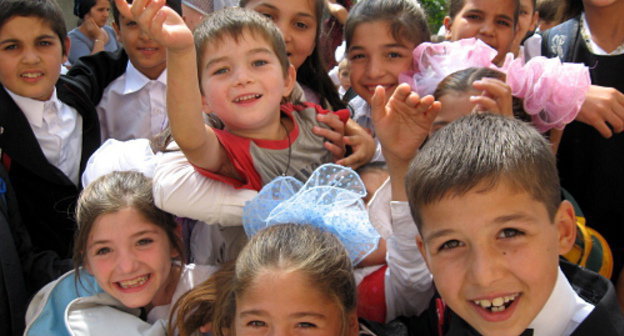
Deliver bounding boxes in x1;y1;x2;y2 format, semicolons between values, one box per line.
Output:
0;0;103;259
240;0;345;111
240;0;375;169
116;2;353;191
172;224;361;336
510;0;539;58
344;0;431;162
541;0;624;290
93;0;181;141
25;171;216;335
443;0;519;65
400;113;624;335
68;0;120;64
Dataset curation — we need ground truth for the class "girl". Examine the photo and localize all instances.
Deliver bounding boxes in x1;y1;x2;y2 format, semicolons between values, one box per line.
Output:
25;171;216;335
343;0;431;161
172;224;361;336
68;0;120;64
443;0;519;65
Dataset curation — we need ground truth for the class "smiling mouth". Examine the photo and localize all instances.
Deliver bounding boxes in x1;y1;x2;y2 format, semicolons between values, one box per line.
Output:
21;72;43;79
117;274;150;289
473;293;519;313
233;94;262;103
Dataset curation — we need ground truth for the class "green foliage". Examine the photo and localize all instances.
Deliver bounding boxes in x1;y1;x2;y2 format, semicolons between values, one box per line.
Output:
419;0;447;35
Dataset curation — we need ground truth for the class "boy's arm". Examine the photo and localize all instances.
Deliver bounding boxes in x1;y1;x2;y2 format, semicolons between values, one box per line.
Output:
65;48;129;104
369;84;441;320
114;0;227;173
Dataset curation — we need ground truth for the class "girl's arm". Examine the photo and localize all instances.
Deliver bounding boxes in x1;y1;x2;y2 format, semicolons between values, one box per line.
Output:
114;0;227;173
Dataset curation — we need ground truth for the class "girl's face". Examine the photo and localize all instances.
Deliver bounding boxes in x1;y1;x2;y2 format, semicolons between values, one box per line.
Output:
243;0;318;71
85;207;179;309
89;0;111;28
444;0;516;64
234;270;358;336
348;21;416;104
431;90;476;135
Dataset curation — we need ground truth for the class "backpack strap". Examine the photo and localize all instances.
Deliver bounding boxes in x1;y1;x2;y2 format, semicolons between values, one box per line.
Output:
541;17;581;61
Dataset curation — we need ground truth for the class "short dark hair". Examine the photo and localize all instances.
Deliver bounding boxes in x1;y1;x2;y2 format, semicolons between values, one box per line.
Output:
0;0;68;54
448;0;521;27
112;0;181;25
406;113;560;230
345;0;430;49
193;7;290;79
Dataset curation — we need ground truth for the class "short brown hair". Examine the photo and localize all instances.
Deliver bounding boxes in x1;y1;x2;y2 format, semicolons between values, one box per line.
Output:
406;113;560;230
0;0;68;55
448;0;521;27
193;7;290;79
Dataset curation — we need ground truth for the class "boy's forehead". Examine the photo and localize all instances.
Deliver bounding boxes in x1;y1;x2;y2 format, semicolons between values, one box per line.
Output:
463;0;516;17
0;16;58;40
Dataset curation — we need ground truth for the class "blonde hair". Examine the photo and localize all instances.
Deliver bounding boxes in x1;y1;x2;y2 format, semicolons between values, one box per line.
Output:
172;224;356;336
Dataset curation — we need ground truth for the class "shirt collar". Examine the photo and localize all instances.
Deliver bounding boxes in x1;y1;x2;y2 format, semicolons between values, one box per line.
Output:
122;62;167;94
5;87;62;128
528;267;594;336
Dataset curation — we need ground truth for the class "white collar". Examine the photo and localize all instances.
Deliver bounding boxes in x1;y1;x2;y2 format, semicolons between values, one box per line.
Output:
121;62;167;94
5;87;63;128
528;267;595;336
581;13;624;56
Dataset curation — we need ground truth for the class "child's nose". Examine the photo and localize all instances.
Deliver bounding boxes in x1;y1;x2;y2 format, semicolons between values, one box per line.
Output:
366;56;384;79
233;67;254;86
115;248;139;274
275;20;293;43
21;46;41;64
478;20;496;38
467;246;505;287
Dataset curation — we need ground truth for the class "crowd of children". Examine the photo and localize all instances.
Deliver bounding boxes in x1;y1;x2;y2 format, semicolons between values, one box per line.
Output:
1;0;624;335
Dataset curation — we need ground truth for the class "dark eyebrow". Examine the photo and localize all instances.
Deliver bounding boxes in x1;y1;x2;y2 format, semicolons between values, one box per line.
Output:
0;38;19;46
255;3;315;20
496;14;514;22
423;228;455;244
89;229;158;247
348;43;410;53
205;47;273;70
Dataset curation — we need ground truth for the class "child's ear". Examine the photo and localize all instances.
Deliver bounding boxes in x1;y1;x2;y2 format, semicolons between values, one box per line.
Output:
443;16;453;40
554;200;577;255
112;21;121;41
347;310;359;336
63;37;71;63
282;64;297;98
416;234;431;270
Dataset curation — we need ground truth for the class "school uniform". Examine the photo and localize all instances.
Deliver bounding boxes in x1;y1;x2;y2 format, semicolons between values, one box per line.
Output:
541;15;624;277
361;261;624;336
0;52;127;259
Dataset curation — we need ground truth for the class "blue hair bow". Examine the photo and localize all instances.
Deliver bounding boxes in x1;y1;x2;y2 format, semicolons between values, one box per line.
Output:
242;163;380;265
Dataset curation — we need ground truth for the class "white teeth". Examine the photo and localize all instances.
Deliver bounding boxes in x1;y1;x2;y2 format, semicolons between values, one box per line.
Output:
118;275;148;289
234;94;261;102
21;73;41;78
473;294;518;312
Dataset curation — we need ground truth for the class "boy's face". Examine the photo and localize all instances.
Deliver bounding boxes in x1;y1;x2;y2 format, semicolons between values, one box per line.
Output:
348;21;416;105
416;179;576;335
444;0;516;64
199;32;296;138
0;16;68;101
113;15;166;80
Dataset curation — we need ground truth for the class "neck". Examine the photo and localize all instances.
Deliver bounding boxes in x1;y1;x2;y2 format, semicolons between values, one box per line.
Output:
584;3;624;52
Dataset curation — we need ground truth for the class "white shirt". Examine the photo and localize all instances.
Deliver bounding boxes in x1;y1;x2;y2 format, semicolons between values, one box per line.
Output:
97;62;168;141
528;268;595;336
6;87;83;185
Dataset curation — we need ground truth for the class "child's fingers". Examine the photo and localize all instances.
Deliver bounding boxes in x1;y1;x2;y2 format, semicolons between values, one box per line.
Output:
390;83;412;103
472;78;512;100
470;96;499;114
370;85;387;122
113;0;133;19
324;141;346;161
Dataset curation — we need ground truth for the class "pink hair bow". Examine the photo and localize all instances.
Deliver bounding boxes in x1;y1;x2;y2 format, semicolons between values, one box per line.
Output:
400;38;590;132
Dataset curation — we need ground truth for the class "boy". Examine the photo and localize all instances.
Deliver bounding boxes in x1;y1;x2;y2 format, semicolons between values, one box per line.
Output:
116;0;352;190
90;0;181;141
0;0;103;259
402;113;623;335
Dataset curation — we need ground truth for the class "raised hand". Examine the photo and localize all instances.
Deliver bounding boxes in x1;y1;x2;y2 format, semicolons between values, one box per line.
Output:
470;77;513;117
113;0;194;52
371;83;440;165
